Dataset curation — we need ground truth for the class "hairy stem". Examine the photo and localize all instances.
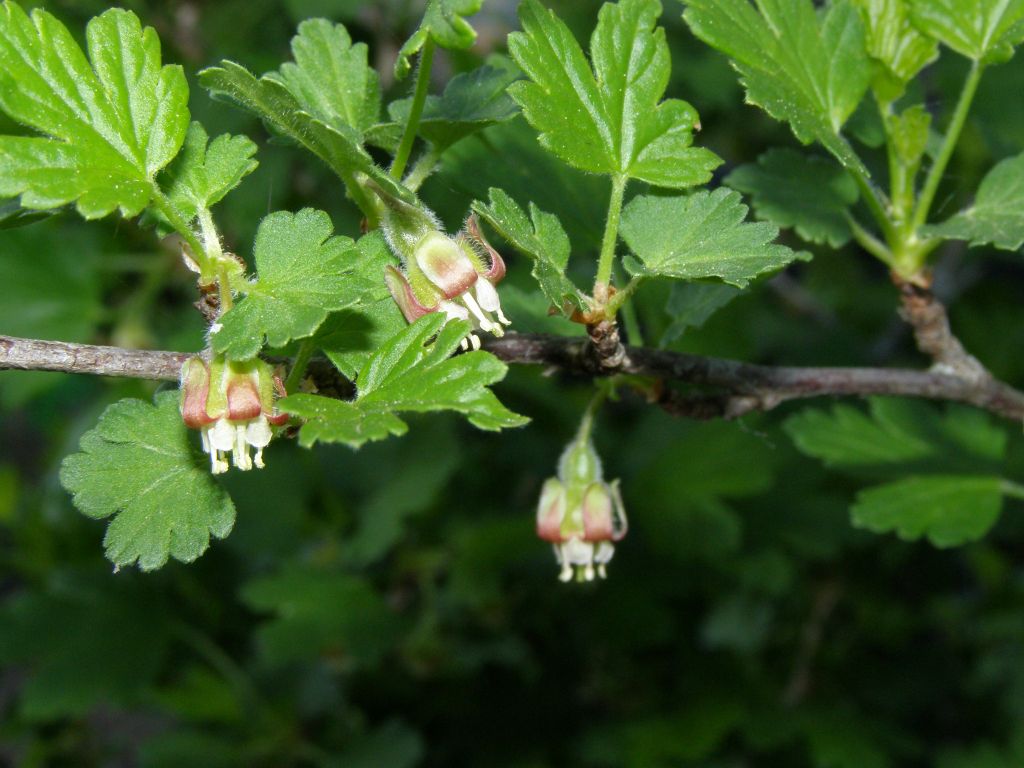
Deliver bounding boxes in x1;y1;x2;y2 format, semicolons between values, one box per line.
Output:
284;338;315;393
912;60;984;232
151;190;207;270
595;175;627;295
390;38;435;182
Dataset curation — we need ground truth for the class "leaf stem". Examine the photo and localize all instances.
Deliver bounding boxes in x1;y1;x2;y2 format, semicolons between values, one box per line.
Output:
1002;480;1024;501
403;147;441;192
848;165;896;245
912;60;984;231
340;169;380;229
845;213;893;265
151;190;207;270
606;276;645;316
390;38;435;182
595;175;627;295
284;338;315;393
576;385;611;444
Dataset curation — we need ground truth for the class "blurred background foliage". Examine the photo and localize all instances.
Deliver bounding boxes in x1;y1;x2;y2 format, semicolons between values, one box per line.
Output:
2;0;1024;766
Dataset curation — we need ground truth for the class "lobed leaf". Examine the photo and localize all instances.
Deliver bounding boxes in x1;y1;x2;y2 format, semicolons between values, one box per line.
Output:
852;475;1004;546
212;209;375;359
199;61;412;204
785;397;1008;468
374;65;520;152
853;0;938;101
0;3;189;218
620;189;805;287
471;187;584;312
281;315;528;448
682;0;871;174
59;392;236;571
508;0;721;187
909;0;1024;63
661;282;741;345
270;18;381;135
726;149;859;247
162;122;257;222
922;151;1024;251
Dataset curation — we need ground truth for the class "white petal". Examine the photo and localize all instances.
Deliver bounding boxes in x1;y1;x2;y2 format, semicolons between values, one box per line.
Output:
233;424;252;470
246;416;272;448
474;278;501;312
563;537;593;566
439;300;470;322
594;542;615;564
209;419;235;451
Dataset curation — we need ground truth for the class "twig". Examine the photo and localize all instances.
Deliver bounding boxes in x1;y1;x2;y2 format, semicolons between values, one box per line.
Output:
4;333;1024;422
893;274;989;381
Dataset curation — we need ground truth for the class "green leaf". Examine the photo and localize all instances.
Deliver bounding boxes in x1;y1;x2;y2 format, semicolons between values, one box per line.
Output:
0;4;189;218
620;189;805;287
784;397;1008;468
199;61;412;204
395;0;482;80
242;568;402;665
376;65;520;152
922;151;1024;251
281;315;528;448
853;0;939;101
270;18;381;135
508;0;721;187
59;392;236;571
909;0;1024;63
661;282;741;345
471;187;584;312
726;149;859;247
0;197;51;228
162;122;257;221
212;209;373;360
683;0;871;174
852;475;1004;546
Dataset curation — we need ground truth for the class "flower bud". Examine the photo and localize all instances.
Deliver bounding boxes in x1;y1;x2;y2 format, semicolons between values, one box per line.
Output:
536;432;627;582
179;356;288;474
371;185;509;350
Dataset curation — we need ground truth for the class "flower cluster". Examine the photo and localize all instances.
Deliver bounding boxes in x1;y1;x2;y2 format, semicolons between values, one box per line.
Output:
180;357;288;474
536;429;628;582
376;190;509;349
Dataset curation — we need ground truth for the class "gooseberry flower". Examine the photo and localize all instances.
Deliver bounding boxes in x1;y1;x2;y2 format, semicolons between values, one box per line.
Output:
536;429;627;582
374;187;509;350
180;356;288;474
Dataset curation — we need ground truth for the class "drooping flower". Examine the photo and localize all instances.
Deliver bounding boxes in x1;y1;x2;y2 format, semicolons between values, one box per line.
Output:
180;356;289;474
373;187;509;349
536;428;628;582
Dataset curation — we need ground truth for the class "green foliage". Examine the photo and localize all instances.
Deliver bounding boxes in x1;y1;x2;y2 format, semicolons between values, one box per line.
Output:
852;475;1004;546
471;187;584;311
923;151;1024;250
660;282;741;345
162;123;258;222
0;3;189;217
508;0;721;187
59;392;236;570
620;189;805;287
394;0;482;79
281;315;528;448
909;0;1024;62
726;149;860;247
377;64;520;152
853;0;938;100
199;48;409;206
273;18;381;135
683;0;872;173
212;209;373;359
786;398;1014;546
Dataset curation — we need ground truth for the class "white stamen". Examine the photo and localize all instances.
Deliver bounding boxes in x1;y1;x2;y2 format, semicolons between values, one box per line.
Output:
469;333;481;351
474;278;501;312
460;337;469;351
461;291;496;332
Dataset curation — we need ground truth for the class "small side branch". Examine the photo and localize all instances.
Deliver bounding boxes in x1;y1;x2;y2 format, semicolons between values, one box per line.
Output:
893;275;989;381
3;333;1024;422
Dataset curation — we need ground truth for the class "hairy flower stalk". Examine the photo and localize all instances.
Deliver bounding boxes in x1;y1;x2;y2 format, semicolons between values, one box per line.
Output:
180;357;289;474
536;410;628;582
372;186;510;349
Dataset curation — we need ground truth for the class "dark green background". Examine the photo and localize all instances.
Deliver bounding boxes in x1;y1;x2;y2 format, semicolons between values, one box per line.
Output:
1;1;1024;765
